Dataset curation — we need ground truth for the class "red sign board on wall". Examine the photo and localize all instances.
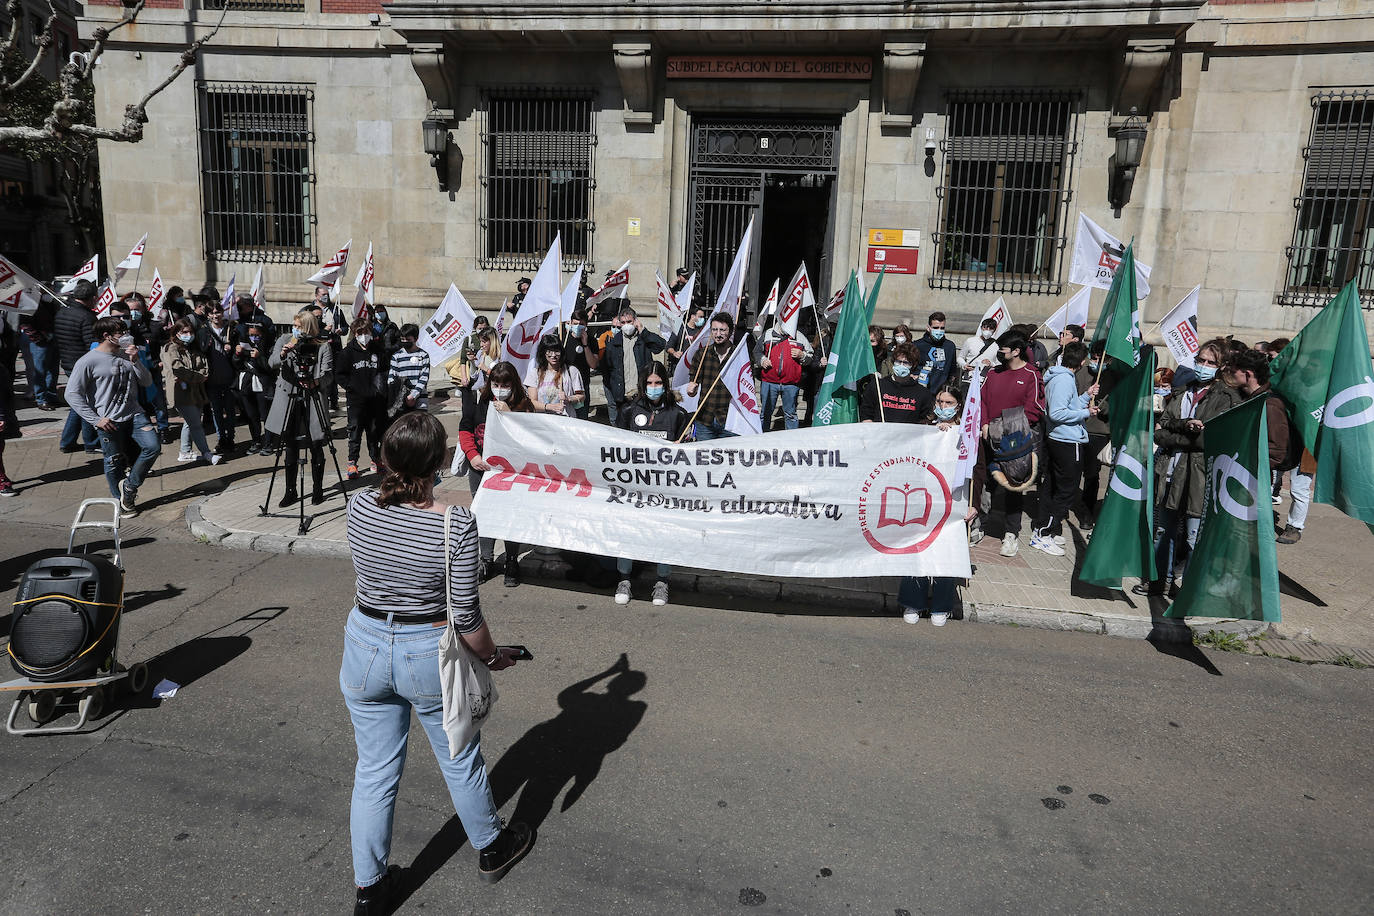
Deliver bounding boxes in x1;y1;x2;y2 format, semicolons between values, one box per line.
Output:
867;246;919;275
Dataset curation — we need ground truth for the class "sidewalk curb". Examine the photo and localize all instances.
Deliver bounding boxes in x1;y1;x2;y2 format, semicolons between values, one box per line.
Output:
186;497;1270;648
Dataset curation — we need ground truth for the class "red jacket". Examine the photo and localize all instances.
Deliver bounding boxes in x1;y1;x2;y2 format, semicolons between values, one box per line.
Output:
980;363;1045;426
761;337;805;386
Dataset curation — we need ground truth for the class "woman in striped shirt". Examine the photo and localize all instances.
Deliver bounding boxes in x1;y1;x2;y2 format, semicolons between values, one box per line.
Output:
342;411;531;911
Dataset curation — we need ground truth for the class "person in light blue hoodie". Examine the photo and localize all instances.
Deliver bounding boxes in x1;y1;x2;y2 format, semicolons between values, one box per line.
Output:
1030;342;1098;557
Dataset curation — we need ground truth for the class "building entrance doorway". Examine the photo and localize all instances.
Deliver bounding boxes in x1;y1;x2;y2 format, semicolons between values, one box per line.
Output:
686;117;839;330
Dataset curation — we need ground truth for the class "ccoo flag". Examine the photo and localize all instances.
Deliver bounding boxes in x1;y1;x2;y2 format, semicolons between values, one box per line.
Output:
1090;241;1141;371
1077;349;1156;590
1269;280;1374;533
1165;396;1281;621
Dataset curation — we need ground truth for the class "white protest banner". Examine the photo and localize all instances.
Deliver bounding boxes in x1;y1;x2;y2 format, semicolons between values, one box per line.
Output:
1069;213;1152;298
721;337;762;436
673;272;696;314
351;242;374;318
0;254;42;314
147;269;166;320
419;283;478;365
307;240;351;288
471;411;972;579
501;314;544;381
588;259;630;306
981;296;1014;339
1158;285;1201;368
751;278;779;337
94;279;117;317
655;270;682;338
778;262;814;339
953;365;983;489
1044;286;1091;338
61;254;99;294
113;233;147;284
220;273;238;321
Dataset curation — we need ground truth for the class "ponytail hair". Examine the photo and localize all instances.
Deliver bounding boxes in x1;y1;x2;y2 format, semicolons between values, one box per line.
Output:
376;411;447;508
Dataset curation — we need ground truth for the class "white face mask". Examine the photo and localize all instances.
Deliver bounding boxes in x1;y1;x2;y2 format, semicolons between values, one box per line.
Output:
490;386;512;401
356;334;371;347
893;335;907;345
980;330;994;340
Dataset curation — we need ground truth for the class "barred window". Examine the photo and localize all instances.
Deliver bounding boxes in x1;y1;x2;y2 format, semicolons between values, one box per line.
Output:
479;92;596;271
197;82;316;264
203;0;305;12
1282;91;1374;306
931;93;1080;295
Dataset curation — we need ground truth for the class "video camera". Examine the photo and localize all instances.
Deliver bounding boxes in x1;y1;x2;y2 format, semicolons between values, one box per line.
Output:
282;339;322;389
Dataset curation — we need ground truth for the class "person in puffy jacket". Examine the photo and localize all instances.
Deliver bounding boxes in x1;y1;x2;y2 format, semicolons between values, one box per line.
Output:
336;317;388;478
1029;342;1098;557
758;327;812;431
55;279;99;453
231;315;275;455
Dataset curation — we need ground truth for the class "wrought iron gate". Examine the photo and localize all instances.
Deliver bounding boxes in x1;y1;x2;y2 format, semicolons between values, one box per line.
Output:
687;118;840;309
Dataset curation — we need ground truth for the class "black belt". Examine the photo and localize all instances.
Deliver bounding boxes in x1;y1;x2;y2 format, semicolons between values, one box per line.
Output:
356;604;448;625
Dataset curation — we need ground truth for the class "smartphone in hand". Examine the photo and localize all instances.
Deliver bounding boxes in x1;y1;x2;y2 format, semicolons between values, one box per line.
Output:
502;645;534;660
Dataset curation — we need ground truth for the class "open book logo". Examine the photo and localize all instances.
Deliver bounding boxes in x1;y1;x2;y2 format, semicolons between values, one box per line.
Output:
878;485;932;528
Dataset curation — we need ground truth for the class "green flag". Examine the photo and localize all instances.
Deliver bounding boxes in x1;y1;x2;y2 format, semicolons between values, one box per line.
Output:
1088;242;1141;370
1269;280;1374;532
1077;349;1156;590
814;270;876;426
1165;396;1281;621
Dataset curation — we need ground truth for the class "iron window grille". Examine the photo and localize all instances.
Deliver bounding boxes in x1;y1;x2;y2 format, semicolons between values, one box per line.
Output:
931;92;1080;295
196;81;316;265
478;90;596;272
1282;90;1374;307
202;0;305;11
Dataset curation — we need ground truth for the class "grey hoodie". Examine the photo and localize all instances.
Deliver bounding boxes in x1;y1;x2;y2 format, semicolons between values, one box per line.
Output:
65;348;153;426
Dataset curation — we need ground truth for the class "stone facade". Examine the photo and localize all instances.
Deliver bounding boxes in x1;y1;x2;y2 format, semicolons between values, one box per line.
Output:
79;1;1374;346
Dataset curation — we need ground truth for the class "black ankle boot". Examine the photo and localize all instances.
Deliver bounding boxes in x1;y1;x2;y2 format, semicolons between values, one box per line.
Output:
278;488;298;508
311;463;326;505
477;822;532;884
353;865;400;916
503;555;521;588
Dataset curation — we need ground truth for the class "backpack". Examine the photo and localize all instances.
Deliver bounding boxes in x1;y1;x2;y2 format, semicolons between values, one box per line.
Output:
987;406;1039;492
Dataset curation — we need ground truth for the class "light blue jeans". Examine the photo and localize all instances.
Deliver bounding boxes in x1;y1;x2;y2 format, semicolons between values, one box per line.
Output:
178;404;213;458
340;608;503;887
759;381;799;431
617;558;671;579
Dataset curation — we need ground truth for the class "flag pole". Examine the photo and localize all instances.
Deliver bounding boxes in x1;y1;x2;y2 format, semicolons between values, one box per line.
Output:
676;373;725;443
873;372;886;423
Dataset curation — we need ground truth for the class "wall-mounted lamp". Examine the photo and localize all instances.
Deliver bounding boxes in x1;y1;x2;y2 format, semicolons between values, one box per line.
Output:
422;111;450;192
923;127;937;178
1108;107;1148;216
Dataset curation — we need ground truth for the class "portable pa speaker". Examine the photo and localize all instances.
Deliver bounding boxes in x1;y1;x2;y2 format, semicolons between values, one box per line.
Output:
9;555;124;682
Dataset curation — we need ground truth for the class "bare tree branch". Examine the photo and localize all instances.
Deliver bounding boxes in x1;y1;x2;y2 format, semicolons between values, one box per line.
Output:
1;0;58;99
80;0;146;82
0;0;24;66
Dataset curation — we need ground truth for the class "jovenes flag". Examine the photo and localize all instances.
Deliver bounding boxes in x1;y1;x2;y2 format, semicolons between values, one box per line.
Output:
1090;241;1142;375
1165;396;1281;622
1158;286;1201;368
980;296;1014;338
418;284;478;365
1044;286;1090;338
1069;213;1152;298
503;236;561;379
471;411;971;578
1077;349;1156;590
1270;280;1374;533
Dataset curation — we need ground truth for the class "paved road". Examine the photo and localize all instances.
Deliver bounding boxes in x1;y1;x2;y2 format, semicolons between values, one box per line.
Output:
0;519;1370;915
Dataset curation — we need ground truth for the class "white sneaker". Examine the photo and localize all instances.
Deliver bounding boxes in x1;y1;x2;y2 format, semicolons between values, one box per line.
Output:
902;607;921;624
999;534;1019;557
1053;534;1066;546
176;452;196;462
651;580;669;606
1030;533;1066;557
200;453;222;466
614;580;632;605
1272;494;1282;505
930;612;949;627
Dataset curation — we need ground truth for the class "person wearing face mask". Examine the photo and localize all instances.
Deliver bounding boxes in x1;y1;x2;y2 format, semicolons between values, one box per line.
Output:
560;305;599;419
458;361;533;586
66;316;160;513
896;385;979;625
601;305;666;426
666;304;708;375
889;324;912;354
611;362;687;606
165;317;221;465
367;305;402;375
112;293;171;444
164;286;190;322
233;318;276;456
859;341;935;424
912;311;957;392
267;309;334;507
959;318;1000;382
385;324;431;425
979;331;1046;557
336;317;388;478
1029;342;1099;557
202;303;241;456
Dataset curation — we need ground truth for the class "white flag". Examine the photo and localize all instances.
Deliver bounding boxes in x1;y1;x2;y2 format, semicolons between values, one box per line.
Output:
94;279;117;317
672;218;753;389
1158;285;1201;368
0;254;42;314
351;242;375;318
0;285;40;315
673;272;696;314
329;272;344;309
560;263;584;324
501;314;544;382
307;239;352;288
953;365;984;489
418;283;479;365
249;265;265;311
1068;214;1152;298
823;285;846;320
147;269;167;320
220;274;238;321
721;337;762;436
750;279;779;337
508;235;562;331
112;233;147;283
980;297;1014;339
777;262;815;339
61;254;99;294
588;259;630;306
655;270;683;338
1044;286;1091;338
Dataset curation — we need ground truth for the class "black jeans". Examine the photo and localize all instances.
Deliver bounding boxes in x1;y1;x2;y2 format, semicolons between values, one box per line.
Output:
1079;432;1110;524
282;409;325;493
986;479;1025;539
207;384;236;444
1035;439;1084;537
346;396;387;465
233;386;264;443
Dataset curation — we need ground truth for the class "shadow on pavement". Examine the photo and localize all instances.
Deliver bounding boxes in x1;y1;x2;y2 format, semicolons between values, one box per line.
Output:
1278;571;1327;606
396;653;647;906
123;606;288;711
1143;594;1223;675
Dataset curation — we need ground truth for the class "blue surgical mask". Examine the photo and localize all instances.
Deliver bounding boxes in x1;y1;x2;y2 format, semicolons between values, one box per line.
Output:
934;405;958;420
1087;360;1099;373
292;328;305;339
569;324;585;337
694;317;706;328
892;363;912;378
930;328;945;340
1194;364;1217;382
177;333;193;344
646;385;665;400
130;310;142;321
1155;386;1172;398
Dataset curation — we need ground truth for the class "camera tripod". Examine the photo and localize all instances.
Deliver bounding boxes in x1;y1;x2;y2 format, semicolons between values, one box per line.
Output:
258;385;349;535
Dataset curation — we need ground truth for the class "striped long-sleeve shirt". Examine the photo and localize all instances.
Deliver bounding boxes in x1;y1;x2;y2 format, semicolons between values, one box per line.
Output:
345;489;484;632
388;347;431;401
